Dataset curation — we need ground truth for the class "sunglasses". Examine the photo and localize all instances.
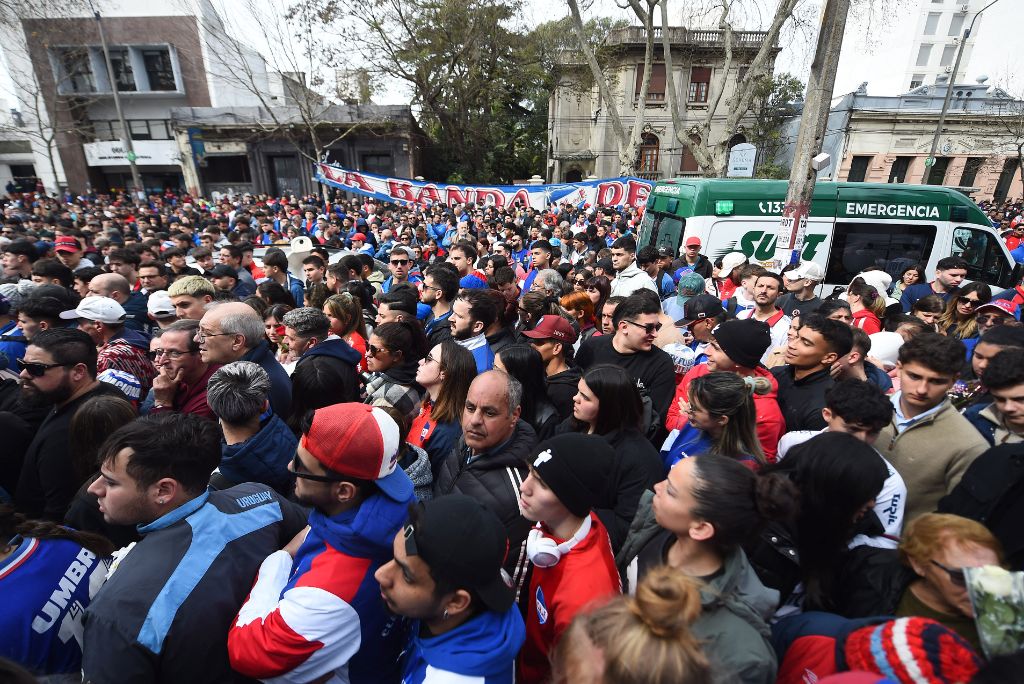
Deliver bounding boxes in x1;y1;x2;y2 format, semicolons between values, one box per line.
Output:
623;319;663;335
17;358;70;377
931;560;966;588
574;279;587;285
291;453;344;483
957;296;979;307
390;259;410;266
977;313;1007;325
367;344;389;357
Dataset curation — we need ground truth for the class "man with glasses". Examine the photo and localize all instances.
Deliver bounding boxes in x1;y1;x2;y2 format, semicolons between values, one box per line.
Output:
138;261;169;295
576;290;675;434
15;328;129;521
148;319;219;420
228;403;414;684
60;296;156;396
382;246;421;294
196;301;291;416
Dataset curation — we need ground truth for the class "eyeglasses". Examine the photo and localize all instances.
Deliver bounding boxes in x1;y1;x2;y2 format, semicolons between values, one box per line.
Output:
930;559;966;588
195;329;236;342
957;296;979;307
422;353;441;366
390;259;410;266
977;314;1007;325
147;349;195;361
367;344;389;357
17;358;70;377
291;453;345;483
623;319;663;335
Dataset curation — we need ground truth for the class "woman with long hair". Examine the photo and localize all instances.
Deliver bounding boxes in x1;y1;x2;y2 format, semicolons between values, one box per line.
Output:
323;292;368;372
567;365;663;552
339;279;376;339
495;344;561;440
750;431;889;611
891;264;925;298
517;291;567;333
559;290;598;347
364;321;428;422
286;352;362;435
911;293;945;331
410;340;476;476
846;276;885;334
263;303;293;363
584;275;611;315
1;504;114;677
570;268;593;292
256;281;295;307
662;372;770;471
939;281;991;340
618;455;798;683
552;566;712;684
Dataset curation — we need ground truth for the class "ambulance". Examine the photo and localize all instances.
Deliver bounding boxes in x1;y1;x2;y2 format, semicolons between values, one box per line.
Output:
637;179;1021;295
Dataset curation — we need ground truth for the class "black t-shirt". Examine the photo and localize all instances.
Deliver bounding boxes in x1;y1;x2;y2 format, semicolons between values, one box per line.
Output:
777;293;824;318
575;335;676;428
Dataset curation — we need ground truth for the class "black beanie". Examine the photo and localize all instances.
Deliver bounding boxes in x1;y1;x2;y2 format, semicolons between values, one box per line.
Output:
529;434;615;518
711;318;772;368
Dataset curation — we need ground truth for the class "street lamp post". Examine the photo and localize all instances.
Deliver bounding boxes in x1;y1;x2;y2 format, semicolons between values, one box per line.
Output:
92;6;144;200
919;0;1001;184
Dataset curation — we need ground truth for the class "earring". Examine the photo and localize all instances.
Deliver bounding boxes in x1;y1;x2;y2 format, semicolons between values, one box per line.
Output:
442;609;449;620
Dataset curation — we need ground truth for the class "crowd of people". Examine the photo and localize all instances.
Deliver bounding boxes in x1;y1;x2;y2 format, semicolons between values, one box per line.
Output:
1;187;1024;683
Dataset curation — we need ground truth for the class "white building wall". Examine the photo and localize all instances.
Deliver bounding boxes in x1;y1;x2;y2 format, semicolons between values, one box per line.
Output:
903;0;984;91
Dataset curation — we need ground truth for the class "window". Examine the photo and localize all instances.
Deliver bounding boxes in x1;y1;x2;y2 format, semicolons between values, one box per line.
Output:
926;156;950;185
56;48;95;93
688;67;710;103
948;13;965;36
888;156;913;183
142;48;176;91
361;153;393;176
940;45;956;67
994;158;1017;202
129;120;151;140
924;12;940;35
826;222;936;286
679;146;699;173
147;120;171;140
637;133;659;173
109;48;136;91
958;157;984;186
203;156;252;184
847;155;872;182
951;226;1015;288
910;75;925;89
916;44;933;67
634;63;666;102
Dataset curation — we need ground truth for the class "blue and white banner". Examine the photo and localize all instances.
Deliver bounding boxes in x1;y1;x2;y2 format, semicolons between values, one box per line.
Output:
313;162;654;211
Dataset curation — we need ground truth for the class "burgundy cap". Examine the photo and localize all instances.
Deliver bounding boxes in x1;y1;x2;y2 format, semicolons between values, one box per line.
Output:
521;315;578;343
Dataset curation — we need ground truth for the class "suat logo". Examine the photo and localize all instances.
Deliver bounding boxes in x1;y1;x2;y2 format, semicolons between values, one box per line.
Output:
737;230;828;262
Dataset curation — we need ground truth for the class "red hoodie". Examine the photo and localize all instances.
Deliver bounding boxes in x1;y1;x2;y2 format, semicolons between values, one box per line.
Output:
666;362;786;463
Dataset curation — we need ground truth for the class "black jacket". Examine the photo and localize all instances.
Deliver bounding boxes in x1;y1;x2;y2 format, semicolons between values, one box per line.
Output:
486;326;519;355
15;382;126;521
294;337;362;404
671;254;713;279
770;366;833;432
432;420;537;595
599;428;662;553
831;545;916;618
546;366;582;421
939;443;1024;571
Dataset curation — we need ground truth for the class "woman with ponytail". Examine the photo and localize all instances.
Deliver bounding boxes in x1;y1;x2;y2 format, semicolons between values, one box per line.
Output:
0;504;113;677
846;277;885;334
552;566;712;684
617;455;799;683
661;371;771;471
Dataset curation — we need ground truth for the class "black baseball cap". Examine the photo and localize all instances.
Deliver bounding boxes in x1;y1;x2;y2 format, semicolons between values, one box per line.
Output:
209;264;239;279
2;238;37;261
680;293;725;324
403;495;515;612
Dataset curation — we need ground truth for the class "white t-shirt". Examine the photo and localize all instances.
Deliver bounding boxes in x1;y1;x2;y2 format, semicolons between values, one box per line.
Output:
777;428;907;549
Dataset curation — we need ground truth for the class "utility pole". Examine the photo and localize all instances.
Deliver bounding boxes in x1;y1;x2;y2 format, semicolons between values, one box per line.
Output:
92;6;144;200
919;0;1000;184
774;0;852;268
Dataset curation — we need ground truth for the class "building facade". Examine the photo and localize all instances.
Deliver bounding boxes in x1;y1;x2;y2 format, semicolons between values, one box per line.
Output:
547;26;777;183
775;80;1023;203
903;0;985;92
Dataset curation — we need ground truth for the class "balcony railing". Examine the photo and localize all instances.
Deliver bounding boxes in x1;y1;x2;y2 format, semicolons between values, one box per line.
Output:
636;171;662;181
605;26;772;48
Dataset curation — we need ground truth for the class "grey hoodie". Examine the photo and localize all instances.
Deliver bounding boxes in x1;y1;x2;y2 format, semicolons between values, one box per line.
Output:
617;490;779;684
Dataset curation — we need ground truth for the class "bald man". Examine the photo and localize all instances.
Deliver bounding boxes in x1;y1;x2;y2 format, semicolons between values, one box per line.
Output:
196;302;291;415
89;272;149;332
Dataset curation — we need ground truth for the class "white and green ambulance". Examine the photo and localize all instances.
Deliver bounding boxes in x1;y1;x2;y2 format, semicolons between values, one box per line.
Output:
637;179;1021;295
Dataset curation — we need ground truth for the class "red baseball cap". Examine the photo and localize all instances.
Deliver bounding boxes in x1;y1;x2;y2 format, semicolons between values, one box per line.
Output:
521;315;578;344
976;299;1017;317
300;403;413;502
684;236;701;248
54;236;81;253
351;232;367;242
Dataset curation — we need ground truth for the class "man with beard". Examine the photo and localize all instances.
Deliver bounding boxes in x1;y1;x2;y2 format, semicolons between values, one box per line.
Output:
15;328;128;520
228;403;414;684
735;272;791;365
450;288;498;373
421;263;457;347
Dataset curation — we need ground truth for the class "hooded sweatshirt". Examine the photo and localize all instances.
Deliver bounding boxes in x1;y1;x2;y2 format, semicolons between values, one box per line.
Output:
402;607;525;684
217;413;298;495
98;326;157;395
228;491;414;684
296;336;362;403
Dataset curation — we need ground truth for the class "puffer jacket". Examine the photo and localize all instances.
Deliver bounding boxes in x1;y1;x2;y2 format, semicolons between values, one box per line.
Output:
400;442;433;502
617;491;780;684
433;420;537;599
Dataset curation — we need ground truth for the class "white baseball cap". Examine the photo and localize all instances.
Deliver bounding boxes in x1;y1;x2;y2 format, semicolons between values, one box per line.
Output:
59;296;126;324
785;261;825;282
147;291;176;319
719;251;748;275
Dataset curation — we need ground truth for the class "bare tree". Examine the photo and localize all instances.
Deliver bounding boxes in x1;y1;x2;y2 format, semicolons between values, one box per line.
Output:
991;90;1024;197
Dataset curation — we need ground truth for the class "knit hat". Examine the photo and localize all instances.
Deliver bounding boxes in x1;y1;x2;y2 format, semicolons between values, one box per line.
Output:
843;617;982;684
529;434;615;517
711;318;772;368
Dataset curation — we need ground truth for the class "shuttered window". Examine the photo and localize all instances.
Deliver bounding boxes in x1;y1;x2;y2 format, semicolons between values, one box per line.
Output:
688;67;710;102
635;63;666;101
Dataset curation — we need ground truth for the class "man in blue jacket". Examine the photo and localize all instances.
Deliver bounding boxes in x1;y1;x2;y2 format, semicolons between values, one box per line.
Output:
376;494;526;684
82;413;307;683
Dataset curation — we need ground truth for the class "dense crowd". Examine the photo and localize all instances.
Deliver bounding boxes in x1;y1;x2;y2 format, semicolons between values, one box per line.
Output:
1;188;1024;683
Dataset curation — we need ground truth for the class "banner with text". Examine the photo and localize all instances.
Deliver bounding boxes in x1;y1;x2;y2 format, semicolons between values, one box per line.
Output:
313;162;654;211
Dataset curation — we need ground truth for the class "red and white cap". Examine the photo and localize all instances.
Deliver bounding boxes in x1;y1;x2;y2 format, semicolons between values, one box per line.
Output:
976;299;1018;317
300;403;413;501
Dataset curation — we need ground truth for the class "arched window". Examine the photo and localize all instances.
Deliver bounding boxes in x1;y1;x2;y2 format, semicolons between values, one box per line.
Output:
564;168;583;183
728;133;747;148
638;133;660;173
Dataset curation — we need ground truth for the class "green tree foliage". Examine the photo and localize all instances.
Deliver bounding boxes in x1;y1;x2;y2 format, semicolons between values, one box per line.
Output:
747;72;803;176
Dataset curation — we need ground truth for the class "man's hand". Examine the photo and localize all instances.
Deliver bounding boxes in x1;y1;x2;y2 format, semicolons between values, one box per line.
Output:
152;367;182;405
